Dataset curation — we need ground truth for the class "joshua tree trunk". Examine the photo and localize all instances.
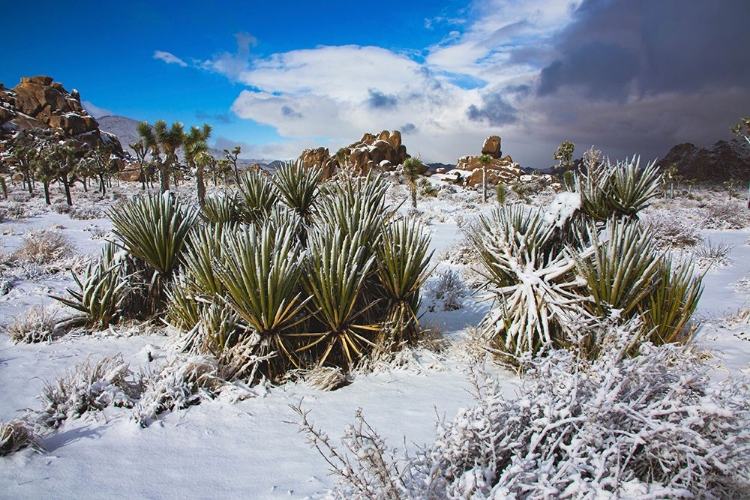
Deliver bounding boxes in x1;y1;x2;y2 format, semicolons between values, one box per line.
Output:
159;162;170;193
410;183;417;208
196;165;206;207
42;181;51;205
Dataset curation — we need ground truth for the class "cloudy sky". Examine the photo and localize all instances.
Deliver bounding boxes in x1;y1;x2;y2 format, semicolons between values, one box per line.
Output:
3;0;749;168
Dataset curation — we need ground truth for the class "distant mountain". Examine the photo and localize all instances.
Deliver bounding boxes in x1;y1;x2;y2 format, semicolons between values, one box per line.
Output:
657;139;750;183
97;115;271;169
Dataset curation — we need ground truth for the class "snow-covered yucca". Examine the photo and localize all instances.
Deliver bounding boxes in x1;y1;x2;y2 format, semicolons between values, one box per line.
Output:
301;335;750;499
576;155;661;221
468;204;587;357
273;161;323;221
53;241;127;329
35;355;142;429
198;191;241;225
236;169;278;224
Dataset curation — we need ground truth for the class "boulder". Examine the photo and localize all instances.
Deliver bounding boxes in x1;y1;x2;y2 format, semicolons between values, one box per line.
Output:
298;147;338;179
481;135;502;158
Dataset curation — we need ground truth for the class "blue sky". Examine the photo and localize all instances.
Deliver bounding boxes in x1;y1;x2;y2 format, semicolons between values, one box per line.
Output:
3;0;749;168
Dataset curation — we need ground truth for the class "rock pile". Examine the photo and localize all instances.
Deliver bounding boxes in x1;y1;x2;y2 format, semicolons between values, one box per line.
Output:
297;130;413;178
657;139;750;183
0;75;122;153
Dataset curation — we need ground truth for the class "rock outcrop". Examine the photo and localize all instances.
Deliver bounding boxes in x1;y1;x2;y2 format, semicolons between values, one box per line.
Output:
296;130;411;178
657;139;750;183
481;135;502;158
0;75;122;153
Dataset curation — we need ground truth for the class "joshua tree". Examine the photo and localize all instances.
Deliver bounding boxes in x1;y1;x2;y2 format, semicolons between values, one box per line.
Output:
86;145;117;196
129;141;152;190
136;121;163;191
184;124;212;206
477;154;493;203
138;120;184;193
554;141;575;170
402;156;424;209
223;146;241;184
731;117;750;145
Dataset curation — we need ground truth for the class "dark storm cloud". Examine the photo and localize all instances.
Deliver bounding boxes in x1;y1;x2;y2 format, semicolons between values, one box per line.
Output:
401;123;417;134
466;92;518;126
367;89;398;109
280;105;302;118
538;0;750;99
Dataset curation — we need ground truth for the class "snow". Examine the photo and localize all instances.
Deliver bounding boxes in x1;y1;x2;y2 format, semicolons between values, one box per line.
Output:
1;179;749;498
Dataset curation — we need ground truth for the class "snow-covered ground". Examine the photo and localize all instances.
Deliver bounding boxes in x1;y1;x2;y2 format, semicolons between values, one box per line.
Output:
1;178;749;498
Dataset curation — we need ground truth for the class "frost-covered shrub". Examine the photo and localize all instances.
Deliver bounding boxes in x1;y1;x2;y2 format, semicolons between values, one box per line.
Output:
703;201;750;230
427;269;466;311
14;229;74;265
68;205;103;220
693;239;734;269
5;304;59;343
302;342;750;499
134;355;224;427
36;355;143;429
0;419;40;456
640;208;703;248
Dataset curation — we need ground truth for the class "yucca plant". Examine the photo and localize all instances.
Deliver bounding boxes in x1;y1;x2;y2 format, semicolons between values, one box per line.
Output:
108;193;198;313
199;192;241;225
376;219;433;344
297;227;380;369
273;161;323;222
468;205;587;357
640;258;703;345
576;218;662;320
214;221;307;379
53;242;127;329
236;170;278;224
577;157;661;221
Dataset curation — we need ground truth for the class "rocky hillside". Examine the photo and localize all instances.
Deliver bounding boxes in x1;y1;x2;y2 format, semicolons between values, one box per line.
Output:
657;139;750;183
0;76;122;153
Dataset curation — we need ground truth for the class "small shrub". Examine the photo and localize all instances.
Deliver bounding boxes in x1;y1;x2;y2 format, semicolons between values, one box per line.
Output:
495;183;506;205
14;229;74;265
36;355;143;429
5;305;58;343
418;178;438;197
640;208;703;248
69;205;103;220
703;202;750;230
299;341;750;498
4;202;28;219
52;203;71;215
694;239;734;269
0;419;40;456
427;269;466;311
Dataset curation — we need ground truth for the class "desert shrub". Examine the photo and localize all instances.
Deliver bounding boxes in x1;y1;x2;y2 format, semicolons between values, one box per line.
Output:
495;183;506;205
703;201;750;230
3;202;28;219
14;229;74;265
52;203;71;215
0;419;39;456
35;355;142;429
694;239;734;269
5;304;59;343
427;268;466;311
68;205;104;220
300;341;750;498
510;180;534;201
576;156;661;221
640;208;703;248
418;178;438;197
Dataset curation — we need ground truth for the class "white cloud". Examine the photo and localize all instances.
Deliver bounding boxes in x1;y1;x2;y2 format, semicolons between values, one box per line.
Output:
153;50;188;67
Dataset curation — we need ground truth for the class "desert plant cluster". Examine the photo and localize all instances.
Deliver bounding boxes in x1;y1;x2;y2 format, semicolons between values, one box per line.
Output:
1;137;749;498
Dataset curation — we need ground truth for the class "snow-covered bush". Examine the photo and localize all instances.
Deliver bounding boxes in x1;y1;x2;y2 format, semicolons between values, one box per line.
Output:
134;355;225;427
694;239;734;269
68;205;103;220
703;201;750;230
427;269;466;311
0;419;40;456
640;208;703;248
14;228;74;265
301;341;750;499
4;304;58;343
35;355;143;429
